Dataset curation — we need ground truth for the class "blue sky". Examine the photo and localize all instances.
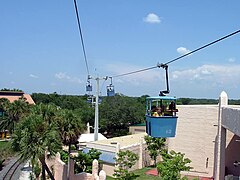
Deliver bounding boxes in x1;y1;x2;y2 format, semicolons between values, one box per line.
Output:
1;1;240;99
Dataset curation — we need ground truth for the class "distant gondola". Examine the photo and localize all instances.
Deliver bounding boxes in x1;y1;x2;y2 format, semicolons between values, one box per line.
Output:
107;77;115;97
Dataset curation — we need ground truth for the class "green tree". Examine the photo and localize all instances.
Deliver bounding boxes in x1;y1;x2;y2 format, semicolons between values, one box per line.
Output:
12;104;62;180
99;95;145;137
144;136;166;166
74;148;101;173
157;150;192;180
113;150;139;180
0;98;30;135
31;92;147;137
55;109;84;179
0;98;10;118
56;109;84;155
12;113;62;180
31;103;58;124
178;98;191;105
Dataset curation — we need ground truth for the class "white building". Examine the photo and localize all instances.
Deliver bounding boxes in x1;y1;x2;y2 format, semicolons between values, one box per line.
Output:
83;133;152;176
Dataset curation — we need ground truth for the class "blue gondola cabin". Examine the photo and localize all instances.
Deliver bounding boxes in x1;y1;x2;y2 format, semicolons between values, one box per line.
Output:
107;85;115;97
146;96;178;138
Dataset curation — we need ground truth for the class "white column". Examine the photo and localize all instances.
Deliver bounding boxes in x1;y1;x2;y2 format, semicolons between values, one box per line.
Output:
139;138;143;169
94;78;100;141
87;122;90;134
214;91;228;180
92;159;99;177
99;170;106;180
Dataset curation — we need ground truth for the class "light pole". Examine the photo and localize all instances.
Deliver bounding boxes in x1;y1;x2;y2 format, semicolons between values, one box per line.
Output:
92;76;108;141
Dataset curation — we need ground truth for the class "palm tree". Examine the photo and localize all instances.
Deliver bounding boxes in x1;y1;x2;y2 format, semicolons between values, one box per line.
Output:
56;109;85;179
0;98;30;135
0;98;11;134
31;103;58;124
12;113;62;180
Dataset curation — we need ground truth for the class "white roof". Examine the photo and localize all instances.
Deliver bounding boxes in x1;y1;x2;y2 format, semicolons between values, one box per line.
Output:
78;133;107;143
90;133;147;148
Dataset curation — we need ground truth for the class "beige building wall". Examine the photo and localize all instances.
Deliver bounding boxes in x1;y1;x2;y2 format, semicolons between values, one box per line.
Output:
168;105;219;178
101;163;115;177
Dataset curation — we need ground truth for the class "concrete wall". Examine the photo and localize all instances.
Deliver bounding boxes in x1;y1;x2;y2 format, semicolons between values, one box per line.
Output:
101;163;115;177
45;153;106;180
96;140;153;177
225;131;240;176
87;142;117;152
129;126;146;134
221;106;240;176
45;153;67;180
222;107;240;137
168;105;219;178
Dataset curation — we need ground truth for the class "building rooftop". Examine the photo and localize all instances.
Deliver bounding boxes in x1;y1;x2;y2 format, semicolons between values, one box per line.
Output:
78;133;107;143
0;91;35;104
91;132;147;148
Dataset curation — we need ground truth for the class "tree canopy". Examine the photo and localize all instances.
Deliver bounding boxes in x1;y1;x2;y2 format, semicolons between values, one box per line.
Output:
31;92;240;138
157;150;192;180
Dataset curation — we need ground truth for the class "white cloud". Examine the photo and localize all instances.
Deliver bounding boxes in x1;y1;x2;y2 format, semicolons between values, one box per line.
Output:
100;62;240;98
171;64;240;84
29;74;38;78
228;58;236;63
143;13;161;24
177;47;191;55
55;72;83;84
55;72;70;80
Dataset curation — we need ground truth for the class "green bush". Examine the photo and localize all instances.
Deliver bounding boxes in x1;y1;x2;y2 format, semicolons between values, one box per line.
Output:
59;150;68;164
0;141;15;161
74;148;102;173
157;150;192;180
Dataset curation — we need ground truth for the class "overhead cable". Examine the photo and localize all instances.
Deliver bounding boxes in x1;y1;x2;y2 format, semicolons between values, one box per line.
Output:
165;29;240;65
111;29;240;78
112;65;157;78
73;0;90;75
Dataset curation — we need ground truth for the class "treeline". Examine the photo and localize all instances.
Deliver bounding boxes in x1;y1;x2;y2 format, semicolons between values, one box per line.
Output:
31;93;240;136
31;93;147;137
177;98;240;105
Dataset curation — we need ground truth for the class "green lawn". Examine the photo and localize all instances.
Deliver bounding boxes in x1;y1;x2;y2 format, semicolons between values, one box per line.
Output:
0;141;10;148
0;141;15;160
106;167;160;180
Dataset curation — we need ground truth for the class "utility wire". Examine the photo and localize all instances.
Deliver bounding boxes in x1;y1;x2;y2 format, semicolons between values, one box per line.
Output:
111;29;240;78
165;29;240;65
73;0;90;76
112;65;157;78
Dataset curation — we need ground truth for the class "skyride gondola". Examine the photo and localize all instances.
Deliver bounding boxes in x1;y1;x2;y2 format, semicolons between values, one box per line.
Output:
107;77;115;97
146;64;178;138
